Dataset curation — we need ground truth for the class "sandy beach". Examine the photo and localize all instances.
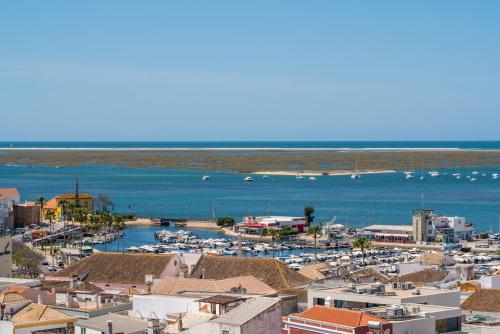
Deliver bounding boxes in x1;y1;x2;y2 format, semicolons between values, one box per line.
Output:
252;169;397;176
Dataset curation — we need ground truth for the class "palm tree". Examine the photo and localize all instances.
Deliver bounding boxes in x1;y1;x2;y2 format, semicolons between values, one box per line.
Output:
352;236;371;267
45;211;55;257
84;214;100;249
58;199;68;247
304;206;315;227
112;215;126;252
266;228;280;259
35;197;45;252
308;226;322;262
101;211;113;252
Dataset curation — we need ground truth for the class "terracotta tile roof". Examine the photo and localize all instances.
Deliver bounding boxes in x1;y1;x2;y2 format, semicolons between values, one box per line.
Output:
52;253;174;284
277;287;308;302
41;280;103;294
419;252;455;266
461;289;500;312
395;269;448;286
44;198;58;210
1;285;31;294
0;188;20;199
0;292;30;304
347;268;390;284
151;275;276;295
292;306;386;328
298;263;330;280
12;303;76;325
56;193;93;200
188;255;311;290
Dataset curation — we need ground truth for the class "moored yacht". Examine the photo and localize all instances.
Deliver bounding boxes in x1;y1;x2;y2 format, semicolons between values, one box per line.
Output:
244;176;254;182
202;175;211;181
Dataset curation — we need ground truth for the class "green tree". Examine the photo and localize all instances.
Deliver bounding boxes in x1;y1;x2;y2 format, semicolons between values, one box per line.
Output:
101;211;113;252
44;211;56;257
308;226;323;262
352;236;371;266
267;228;280;259
304;206;315;227
58;199;69;247
84;214;101;249
216;216;235;227
35;197;45;252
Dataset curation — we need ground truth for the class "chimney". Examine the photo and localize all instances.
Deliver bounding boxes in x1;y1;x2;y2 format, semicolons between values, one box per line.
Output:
38;294;43;305
107;320;113;334
177;314;183;332
201;269;206;279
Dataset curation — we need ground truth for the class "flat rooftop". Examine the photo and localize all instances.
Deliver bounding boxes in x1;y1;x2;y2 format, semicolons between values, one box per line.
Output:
311;283;454;298
363;225;413;232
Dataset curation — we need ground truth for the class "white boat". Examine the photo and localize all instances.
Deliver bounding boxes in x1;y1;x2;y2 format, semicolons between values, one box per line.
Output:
429;171;440;177
405;173;414;179
309;176;317;181
262;175;270;179
351;162;361;179
493;173;499;180
296;174;305;179
456;175;461;179
472;171;479;175
202;175;211;181
470;177;477;182
244;176;254;182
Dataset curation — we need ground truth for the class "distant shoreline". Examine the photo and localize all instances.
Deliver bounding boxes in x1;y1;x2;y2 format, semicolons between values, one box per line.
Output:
0;147;480;152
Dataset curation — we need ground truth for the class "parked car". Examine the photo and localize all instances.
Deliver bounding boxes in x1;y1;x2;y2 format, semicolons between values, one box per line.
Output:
41;259;49;265
47;265;58;272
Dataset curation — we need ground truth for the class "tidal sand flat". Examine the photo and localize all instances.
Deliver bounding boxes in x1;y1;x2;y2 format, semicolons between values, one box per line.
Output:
1;148;500;173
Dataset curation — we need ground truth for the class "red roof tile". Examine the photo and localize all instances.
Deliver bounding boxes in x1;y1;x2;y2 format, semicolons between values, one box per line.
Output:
292;306;386;328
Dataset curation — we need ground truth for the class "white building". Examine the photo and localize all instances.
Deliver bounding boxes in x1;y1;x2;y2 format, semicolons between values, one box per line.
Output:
308;282;460;309
189;297;282;334
0;188;20;228
75;313;149;334
237;216;307;234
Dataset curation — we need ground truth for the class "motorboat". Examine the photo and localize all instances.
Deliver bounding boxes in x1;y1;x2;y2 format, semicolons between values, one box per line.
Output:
296;174;305;179
202;175;211;181
262;175;270;179
429;171;440;177
244;176;254;182
405;173;414;179
470;177;477;182
309;176;317;181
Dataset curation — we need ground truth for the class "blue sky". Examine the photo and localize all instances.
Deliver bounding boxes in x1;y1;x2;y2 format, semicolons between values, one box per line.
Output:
1;1;499;141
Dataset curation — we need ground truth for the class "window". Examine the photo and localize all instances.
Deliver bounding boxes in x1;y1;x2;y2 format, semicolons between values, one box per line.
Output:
313;297;325;306
222;331;229;334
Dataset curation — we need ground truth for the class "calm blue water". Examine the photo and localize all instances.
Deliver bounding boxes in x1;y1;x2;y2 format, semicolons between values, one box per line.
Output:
1;141;500;149
1;165;499;235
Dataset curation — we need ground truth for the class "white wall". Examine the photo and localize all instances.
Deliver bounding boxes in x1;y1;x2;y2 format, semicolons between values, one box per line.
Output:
391;318;434;334
132;294;198;320
15;322;73;334
0;321;14;334
398;262;426;276
480;276;500;289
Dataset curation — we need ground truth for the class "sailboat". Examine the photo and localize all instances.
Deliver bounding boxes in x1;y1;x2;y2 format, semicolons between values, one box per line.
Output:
351;161;361;179
419;161;424;180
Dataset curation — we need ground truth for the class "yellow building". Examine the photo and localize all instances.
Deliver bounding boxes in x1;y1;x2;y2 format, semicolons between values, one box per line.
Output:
38;193;93;220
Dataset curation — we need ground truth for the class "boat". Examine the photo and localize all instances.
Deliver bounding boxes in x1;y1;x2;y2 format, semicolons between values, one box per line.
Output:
262;175;270;179
470;177;477;182
351;161;361;180
202;175;211;181
309;176;317;181
493;173;499;180
296;174;305;179
405;173;414;180
244;176;254;182
419;161;424;180
429;171;440;177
